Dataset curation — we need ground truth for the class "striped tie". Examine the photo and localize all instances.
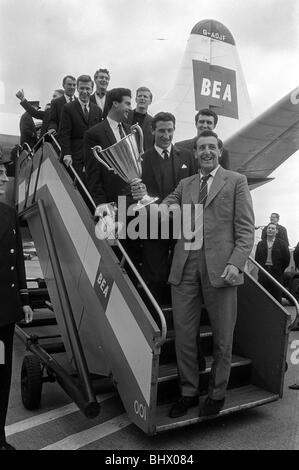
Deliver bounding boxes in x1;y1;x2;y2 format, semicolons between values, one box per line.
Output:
118;123;126;139
188;174;211;250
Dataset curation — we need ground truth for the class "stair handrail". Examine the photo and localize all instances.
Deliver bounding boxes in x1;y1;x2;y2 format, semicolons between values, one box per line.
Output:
47;133;168;345
248;255;299;331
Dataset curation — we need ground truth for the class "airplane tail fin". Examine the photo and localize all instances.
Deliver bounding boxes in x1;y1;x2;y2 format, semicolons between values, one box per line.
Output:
152;19;253;141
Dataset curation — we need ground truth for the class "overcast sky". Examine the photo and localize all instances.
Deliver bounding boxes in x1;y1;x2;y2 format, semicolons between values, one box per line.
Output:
0;0;299;244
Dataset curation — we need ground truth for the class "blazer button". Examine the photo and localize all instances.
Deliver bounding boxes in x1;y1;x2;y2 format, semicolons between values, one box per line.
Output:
10;249;15;254
11;283;15;288
11;266;15;271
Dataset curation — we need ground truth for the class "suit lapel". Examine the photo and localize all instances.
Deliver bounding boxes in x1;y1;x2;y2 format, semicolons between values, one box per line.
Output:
190;174;200;204
151;149;163;194
205;166;227;208
172;146;182;184
103;120;117;146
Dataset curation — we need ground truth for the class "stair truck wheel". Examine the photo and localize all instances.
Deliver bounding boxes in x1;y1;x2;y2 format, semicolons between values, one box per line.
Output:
21;355;43;410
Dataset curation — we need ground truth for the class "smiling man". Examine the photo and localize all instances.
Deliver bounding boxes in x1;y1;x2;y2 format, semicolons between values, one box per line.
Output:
90;68;110;118
59;74;102;183
84;88;133;205
161;130;254;418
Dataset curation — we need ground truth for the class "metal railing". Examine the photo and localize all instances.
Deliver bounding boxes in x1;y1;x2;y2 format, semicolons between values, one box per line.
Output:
248;255;299;331
24;133;168;345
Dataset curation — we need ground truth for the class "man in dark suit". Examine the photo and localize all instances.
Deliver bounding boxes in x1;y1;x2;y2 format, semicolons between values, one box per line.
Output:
19;101;41;148
90;68;110;119
176;108;230;169
48;75;76;133
16;89;64;138
261;213;289;246
123;87;153;151
0;155;33;450
138;112;196;302
59;75;102;183
84;87;133;206
255;222;290;302
159;130;254;418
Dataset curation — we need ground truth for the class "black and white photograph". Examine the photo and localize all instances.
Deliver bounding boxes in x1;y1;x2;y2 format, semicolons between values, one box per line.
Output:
0;0;299;453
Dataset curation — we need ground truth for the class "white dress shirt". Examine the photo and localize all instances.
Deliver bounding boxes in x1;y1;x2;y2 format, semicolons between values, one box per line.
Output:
154;144;172;159
107;117;125;142
200;164;220;194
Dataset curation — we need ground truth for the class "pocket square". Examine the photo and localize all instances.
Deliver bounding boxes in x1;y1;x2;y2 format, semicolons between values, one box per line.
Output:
181;164;187;169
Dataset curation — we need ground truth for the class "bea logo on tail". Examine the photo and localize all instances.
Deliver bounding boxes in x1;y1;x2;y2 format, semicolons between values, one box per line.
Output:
193;60;239;119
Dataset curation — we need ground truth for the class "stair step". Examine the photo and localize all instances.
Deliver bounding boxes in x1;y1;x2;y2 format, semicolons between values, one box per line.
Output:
158;355;251;383
155;384;279;433
165;325;212;342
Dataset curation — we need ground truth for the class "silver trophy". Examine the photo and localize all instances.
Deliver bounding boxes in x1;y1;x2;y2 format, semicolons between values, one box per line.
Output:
92;124;158;209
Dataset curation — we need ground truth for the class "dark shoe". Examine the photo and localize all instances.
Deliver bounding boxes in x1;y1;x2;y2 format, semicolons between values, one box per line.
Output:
169;396;199;418
0;441;16;450
199;397;225;417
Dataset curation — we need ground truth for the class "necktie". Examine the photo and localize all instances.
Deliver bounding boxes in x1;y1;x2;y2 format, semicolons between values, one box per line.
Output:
189;174;211;249
83;105;89;120
118;123;125;139
162;149;169;160
69;96;73;102
199;174;210;206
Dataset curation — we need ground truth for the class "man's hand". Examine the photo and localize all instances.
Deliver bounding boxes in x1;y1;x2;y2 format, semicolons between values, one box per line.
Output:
16;89;25;101
130;178;147;200
221;264;240;285
63;155;72;166
22;305;33;324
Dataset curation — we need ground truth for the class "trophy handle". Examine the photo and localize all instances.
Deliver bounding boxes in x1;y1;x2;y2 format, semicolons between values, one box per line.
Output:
92;145;115;172
130;124;144;156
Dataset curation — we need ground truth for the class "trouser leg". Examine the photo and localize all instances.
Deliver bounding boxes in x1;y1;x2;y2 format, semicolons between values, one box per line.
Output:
0;323;15;445
201;255;237;399
171;251;203;396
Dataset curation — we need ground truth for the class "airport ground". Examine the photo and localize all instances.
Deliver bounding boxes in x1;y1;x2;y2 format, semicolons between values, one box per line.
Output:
5;260;299;450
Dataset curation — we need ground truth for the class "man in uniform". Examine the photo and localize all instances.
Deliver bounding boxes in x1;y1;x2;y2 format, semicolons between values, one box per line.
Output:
0;154;33;450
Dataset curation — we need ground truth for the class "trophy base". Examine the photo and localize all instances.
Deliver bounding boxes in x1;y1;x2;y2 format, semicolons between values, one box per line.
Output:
133;195;159;211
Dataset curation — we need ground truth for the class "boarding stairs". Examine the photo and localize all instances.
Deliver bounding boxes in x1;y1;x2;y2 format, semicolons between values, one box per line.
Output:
14;135;298;435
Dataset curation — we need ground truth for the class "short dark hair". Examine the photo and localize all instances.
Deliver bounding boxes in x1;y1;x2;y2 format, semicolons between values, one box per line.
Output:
62;75;76;86
267;222;278;229
76;75;94;87
193;130;219;149
136;86;153;101
94;68;110;80
195;108;218;127
271;212;280;219
152;112;175;130
106;88;131;111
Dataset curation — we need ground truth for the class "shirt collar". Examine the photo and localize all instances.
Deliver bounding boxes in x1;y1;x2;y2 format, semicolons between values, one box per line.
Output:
78;98;90;109
200;164;220;180
107;116;121;130
154;144;172;158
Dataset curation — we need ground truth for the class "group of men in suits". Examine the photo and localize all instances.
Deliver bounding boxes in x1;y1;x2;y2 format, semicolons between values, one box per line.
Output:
16;75;256;419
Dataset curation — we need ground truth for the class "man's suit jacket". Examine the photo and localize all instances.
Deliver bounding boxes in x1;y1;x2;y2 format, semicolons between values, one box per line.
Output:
176;137;230;170
48;95;75;132
19;112;38;148
0;202;29;326
141;145;196;202
162;166;255;287
84;119;131;205
255;237;290;276
90;93;109;119
124;110;154;151
59;100;102;164
261;224;289;246
20;99;51;137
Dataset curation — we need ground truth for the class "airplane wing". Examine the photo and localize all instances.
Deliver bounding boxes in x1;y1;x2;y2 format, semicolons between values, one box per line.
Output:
225;88;299;181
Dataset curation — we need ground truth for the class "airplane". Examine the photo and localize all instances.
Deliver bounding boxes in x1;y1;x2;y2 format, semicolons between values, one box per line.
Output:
2;19;299;437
